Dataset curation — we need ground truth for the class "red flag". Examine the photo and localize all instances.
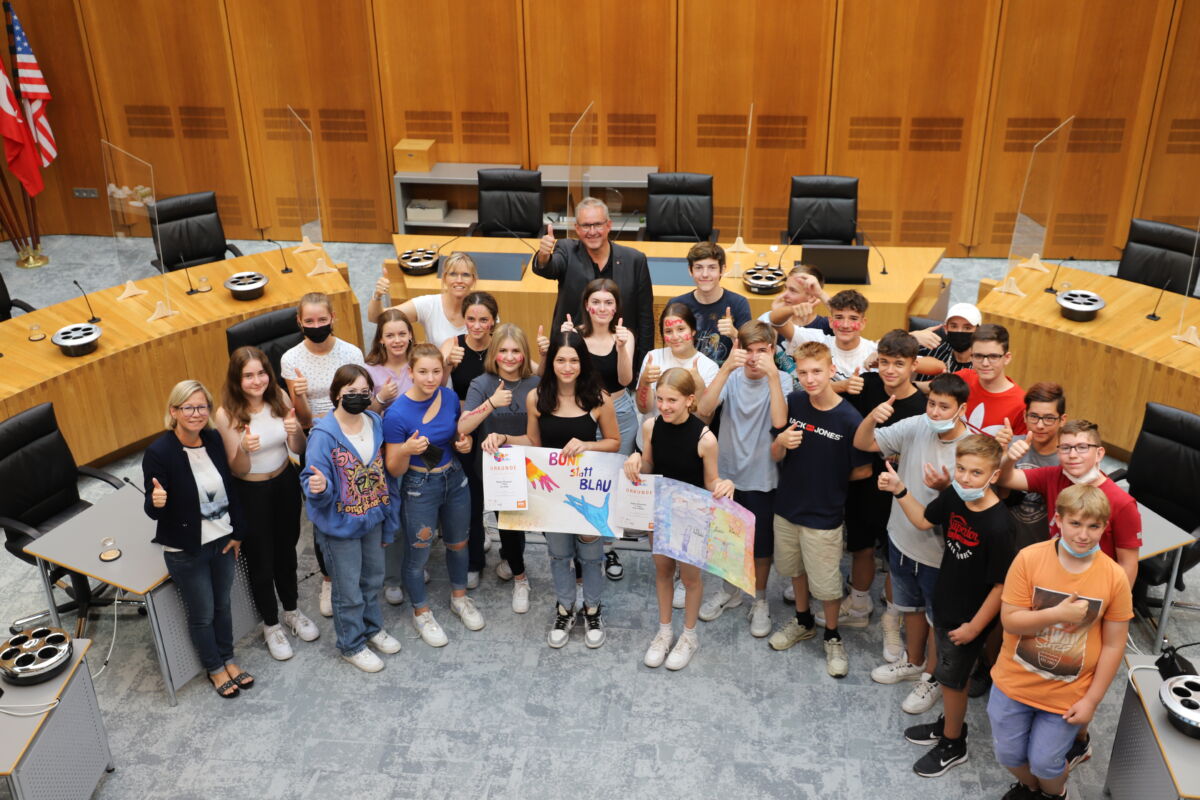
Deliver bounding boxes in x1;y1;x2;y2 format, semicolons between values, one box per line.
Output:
0;57;41;195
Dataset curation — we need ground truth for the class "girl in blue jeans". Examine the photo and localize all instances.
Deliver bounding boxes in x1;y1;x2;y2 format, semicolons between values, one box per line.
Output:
301;365;402;673
384;343;479;647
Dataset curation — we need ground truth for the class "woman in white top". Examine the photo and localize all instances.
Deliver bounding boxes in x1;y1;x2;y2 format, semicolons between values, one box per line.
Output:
367;252;477;346
215;346;318;661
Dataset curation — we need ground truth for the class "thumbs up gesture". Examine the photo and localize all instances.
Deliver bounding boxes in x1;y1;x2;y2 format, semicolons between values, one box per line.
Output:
878;460;905;495
308;465;327;495
151;477;167;508
374;263;391;300
403;429;428;456
447;343;465;368
378;376;399;405
614;316;631;348
453;432;472;454
639;353;661;386
561;313;576;333
538;221;556;260
995;416;1015;450
292;368;308;398
1055;591;1090;625
241;425;261;453
283;407;301;436
717;306;737;339
725;341;748;371
776;421;803;450
871;394;897;425
846;366;864;395
536;324;549;356
1007;436;1031;464
489;381;513;409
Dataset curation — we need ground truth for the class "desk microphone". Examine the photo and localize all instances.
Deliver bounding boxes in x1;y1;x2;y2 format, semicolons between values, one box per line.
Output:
122;476;146;495
684;213;703;244
489;220;539;253
1044;261;1064;294
609;209;640;242
1147;277;1173;321
266;239;293;273
852;221;888;276
777;215;814;271
72;280;100;324
179;255;201;296
434;234;462;276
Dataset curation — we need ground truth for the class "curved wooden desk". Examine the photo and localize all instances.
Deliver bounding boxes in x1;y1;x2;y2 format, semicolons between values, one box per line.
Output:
978;265;1200;456
389;235;947;346
0;247;360;465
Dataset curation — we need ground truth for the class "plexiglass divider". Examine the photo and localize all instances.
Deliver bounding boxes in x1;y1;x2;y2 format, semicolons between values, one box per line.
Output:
288;105;323;252
1007;116;1074;278
566;102;596;238
726;102;755;263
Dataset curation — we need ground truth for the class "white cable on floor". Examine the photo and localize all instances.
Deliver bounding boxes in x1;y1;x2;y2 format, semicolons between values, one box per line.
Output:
1127;632;1144;655
89;589;121;679
0;700;60;717
1127;663;1160;691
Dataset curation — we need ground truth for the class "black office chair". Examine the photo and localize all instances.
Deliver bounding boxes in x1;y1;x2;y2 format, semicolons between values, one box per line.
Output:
908;315;941;332
0;270;34;321
1116;218;1200;296
0;403;124;633
226;308;303;381
781;175;863;246
472;169;544;238
641;172;717;242
1107;403;1200;623
150;190;244;271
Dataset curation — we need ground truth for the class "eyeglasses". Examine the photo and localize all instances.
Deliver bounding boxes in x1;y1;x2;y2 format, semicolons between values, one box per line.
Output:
175;404;210;417
576;221;609;232
341;391;370;400
1056;443;1099;455
1025;412;1062;426
970;352;1006;363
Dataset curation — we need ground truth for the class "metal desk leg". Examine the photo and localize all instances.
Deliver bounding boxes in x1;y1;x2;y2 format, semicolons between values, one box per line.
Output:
6;773;21;800
142;591;178;707
34;556;61;629
1158;548;1184;650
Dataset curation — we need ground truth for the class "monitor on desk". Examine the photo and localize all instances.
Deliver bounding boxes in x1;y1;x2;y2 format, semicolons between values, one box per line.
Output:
438;251;531;282
647;257;693;287
798;245;871;285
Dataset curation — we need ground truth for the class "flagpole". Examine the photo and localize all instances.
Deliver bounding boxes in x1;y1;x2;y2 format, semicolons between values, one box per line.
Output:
4;0;42;267
0;169;28;252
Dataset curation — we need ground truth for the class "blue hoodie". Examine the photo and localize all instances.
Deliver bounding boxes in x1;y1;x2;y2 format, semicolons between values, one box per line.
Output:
300;411;400;542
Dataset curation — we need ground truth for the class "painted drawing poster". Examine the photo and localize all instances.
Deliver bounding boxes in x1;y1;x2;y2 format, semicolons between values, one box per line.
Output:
651;477;755;594
497;446;626;538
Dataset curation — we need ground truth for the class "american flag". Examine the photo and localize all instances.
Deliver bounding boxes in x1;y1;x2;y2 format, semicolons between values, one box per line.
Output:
10;8;53;168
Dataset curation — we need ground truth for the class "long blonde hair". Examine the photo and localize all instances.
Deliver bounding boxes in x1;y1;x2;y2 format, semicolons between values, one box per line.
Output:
485;323;533;379
164;380;215;430
656;368;698;413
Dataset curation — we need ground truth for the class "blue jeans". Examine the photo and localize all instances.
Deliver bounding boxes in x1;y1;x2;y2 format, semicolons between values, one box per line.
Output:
163;537;235;675
402;462;471;609
545;532;604;610
888;541;940;614
988;685;1081;780
315;525;385;656
611;390;639;456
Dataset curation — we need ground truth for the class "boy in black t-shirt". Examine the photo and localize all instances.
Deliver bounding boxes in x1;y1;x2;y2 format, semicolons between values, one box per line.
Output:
878;434;1015;778
669;241;752;366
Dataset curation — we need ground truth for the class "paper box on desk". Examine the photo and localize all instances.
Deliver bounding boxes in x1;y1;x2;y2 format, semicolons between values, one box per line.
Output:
394;139;437;172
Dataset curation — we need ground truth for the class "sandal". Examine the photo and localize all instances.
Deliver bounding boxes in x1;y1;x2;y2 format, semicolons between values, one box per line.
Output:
230;671;255;690
213;679;239;699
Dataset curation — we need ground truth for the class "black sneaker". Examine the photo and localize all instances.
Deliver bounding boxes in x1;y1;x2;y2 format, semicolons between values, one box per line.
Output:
904;715;968;746
1001;783;1038;800
1065;733;1091;769
605;550;624;580
968;658;993;698
547;604;575;649
912;735;968;777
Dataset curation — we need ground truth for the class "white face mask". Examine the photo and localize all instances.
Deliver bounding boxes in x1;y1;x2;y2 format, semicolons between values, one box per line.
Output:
1065;465;1102;485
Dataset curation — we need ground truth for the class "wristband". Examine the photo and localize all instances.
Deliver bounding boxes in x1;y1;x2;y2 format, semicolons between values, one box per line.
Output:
894;487;908;499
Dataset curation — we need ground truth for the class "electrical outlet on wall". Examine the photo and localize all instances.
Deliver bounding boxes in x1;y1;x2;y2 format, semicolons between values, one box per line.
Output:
73;188;99;199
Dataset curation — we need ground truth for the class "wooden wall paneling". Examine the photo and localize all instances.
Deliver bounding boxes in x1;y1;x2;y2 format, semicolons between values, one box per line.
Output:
225;0;392;243
77;0;259;240
677;0;835;244
524;0;676;174
970;0;1174;259
827;0;1000;257
1134;0;1200;232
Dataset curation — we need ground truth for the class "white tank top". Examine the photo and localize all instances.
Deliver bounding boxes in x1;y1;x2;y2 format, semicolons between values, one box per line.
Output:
246;405;288;474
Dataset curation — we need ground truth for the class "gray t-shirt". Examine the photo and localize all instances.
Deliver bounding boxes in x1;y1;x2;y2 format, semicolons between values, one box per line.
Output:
716;368;793;492
464;373;541;440
874;415;969;567
1009;434;1060;550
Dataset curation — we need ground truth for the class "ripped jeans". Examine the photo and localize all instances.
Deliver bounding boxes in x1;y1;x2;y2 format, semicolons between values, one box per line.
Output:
401;461;471;609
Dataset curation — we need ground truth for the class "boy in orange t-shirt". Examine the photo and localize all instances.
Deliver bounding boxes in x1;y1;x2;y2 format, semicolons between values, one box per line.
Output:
988;484;1132;800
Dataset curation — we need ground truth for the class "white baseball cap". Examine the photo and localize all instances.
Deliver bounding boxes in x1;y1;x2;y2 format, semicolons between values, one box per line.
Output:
945;302;982;327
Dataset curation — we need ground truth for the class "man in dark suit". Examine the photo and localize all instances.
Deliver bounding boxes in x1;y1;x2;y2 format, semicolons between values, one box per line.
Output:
534;197;655;366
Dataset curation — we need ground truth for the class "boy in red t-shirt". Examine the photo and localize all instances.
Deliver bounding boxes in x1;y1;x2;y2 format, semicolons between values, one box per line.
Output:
954;324;1027;439
988;484;1131;800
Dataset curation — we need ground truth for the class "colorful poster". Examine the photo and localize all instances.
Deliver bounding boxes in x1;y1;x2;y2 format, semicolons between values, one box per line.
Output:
651;477;755;594
482;445;528;511
496;446;626;538
613;472;657;531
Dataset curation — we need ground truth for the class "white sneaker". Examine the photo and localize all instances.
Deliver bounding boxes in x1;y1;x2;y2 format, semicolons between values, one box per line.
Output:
748;599;772;638
512;579;530;614
368;629;402;654
768;618;816;651
263;624;293;661
672;580;687;609
665;630;699;670
881;609;904;663
838;593;872;629
343;647;384;673
872;660;923;685
581;605;606;649
824;637;849;678
495;560;514;581
451;595;485;631
319;579;333;617
699;586;743;622
384;585;405;606
483;510;499;537
902;675;942;714
282;609;320;642
412;610;448;647
466;571;481;590
548;604;575;649
644;628;674;668
783;581;796;603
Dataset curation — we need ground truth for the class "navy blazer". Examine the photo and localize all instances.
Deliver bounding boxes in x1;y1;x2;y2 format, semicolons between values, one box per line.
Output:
533;238;655;368
142;427;248;554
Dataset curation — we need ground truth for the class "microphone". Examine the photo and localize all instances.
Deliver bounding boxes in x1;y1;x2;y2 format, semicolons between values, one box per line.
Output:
489;220;539;253
777;215;814;272
683;212;703;244
72;280;100;323
434;234;462;276
853;222;888;276
609;209;640;242
1044;262;1064;295
1147;277;1173;321
179;254;200;295
122;476;146;495
267;239;293;273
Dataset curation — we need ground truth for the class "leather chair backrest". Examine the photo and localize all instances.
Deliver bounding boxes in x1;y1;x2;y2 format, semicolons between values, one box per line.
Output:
226;308;303;381
1128;402;1200;535
645;172;713;242
151;191;229;270
1117;218;1200;296
0;403;81;529
477;169;544;238
788;175;858;245
908;315;941;332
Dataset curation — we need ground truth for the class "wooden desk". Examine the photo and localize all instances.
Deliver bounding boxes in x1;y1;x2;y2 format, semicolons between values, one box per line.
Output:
0;248;361;465
978;265;1200;456
389;235;946;346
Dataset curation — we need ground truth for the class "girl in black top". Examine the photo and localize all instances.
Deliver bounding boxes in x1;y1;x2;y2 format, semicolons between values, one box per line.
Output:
624;368;733;672
442;291;498;587
513;331;619;650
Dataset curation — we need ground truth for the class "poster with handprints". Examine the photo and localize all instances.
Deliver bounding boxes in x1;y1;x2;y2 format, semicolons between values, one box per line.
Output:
482;445;528;511
652;478;756;595
496;446;627;538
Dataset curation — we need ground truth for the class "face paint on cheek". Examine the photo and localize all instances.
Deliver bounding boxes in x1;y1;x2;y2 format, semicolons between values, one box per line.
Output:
836;320;864;333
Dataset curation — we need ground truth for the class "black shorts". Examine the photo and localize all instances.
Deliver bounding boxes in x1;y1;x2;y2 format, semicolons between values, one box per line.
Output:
844;474;890;553
735;488;775;559
933;623;990;691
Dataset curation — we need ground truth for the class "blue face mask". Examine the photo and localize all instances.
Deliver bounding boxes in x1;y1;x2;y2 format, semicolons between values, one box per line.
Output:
951;479;986;502
1060;538;1101;558
925;413;957;433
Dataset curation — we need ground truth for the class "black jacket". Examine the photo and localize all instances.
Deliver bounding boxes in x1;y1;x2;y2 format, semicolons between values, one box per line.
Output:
142;428;248;554
533;238;655;368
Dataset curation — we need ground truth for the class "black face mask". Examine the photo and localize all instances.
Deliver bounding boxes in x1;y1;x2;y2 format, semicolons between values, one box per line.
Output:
945;331;974;353
303;323;333;344
340;392;370;415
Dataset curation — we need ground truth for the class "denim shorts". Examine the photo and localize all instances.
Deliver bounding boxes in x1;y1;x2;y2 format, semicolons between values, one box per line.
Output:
888;541;939;614
987;685;1080;780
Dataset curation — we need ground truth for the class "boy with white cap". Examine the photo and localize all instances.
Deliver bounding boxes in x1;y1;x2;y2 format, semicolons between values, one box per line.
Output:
912;302;982;375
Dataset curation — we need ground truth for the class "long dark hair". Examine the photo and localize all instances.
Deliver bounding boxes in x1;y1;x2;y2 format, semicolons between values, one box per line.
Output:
536;330;603;416
577;278;621;338
365;308;415;366
222;346;290;430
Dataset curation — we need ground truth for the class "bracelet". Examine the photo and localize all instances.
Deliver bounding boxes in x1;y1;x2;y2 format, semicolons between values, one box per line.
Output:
502;434;508;445
894;487;908;499
487;399;495;410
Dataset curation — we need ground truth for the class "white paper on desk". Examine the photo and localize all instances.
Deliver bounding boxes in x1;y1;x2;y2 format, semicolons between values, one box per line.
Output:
483;445;528;511
613;472;658;532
